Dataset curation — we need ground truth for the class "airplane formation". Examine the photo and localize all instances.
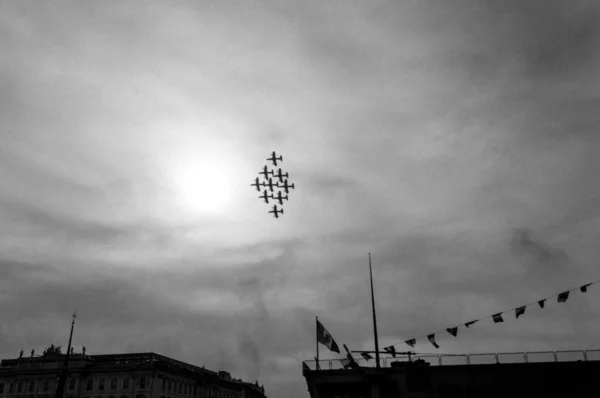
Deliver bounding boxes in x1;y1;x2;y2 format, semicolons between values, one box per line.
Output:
251;151;295;218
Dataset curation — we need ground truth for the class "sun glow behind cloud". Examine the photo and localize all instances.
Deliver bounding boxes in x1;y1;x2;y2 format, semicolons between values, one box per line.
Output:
147;119;252;222
169;155;234;215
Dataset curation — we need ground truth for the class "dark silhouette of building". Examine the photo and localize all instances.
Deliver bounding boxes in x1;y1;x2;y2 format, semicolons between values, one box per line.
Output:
0;351;266;398
303;349;600;397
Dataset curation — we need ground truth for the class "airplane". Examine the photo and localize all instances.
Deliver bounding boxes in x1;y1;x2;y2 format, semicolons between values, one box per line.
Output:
273;168;289;182
264;177;279;192
267;151;283;166
250;177;265;192
258;165;274;180
259;190;271;204
268;204;284;218
271;190;288;205
279;179;295;194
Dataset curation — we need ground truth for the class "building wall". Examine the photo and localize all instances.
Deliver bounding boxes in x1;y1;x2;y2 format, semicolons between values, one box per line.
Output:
304;360;600;398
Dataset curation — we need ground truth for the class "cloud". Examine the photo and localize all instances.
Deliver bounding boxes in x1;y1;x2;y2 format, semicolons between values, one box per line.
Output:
510;227;568;264
2;1;600;397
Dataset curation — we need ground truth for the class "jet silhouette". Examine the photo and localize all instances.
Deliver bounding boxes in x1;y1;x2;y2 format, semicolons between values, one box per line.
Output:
267;151;283;166
279;179;295;194
250;177;265;192
269;205;284;218
258;165;273;180
259;190;271;204
271;191;289;205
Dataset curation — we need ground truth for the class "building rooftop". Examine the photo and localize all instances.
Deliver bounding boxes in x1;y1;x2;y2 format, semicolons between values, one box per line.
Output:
0;351;264;393
303;348;600;372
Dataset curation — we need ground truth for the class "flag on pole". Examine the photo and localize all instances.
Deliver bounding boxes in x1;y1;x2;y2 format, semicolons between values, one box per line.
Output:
557;291;569;303
427;334;439;349
341;357;359;369
340;358;352;369
515;306;526;319
405;339;416;348
581;284;592;293
383;346;396;358
492;313;504;323
341;344;360;369
341;355;360;369
446;327;458;337
317;320;340;353
465;320;477;328
361;352;373;361
538;299;546;309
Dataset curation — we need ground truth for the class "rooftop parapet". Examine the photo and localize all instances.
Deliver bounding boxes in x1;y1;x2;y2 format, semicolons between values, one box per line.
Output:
303;348;600;371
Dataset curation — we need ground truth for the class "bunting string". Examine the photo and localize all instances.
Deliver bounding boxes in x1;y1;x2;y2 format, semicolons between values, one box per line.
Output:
379;279;599;353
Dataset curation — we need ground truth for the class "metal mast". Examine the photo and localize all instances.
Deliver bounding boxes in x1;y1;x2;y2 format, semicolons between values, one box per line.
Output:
369;254;381;369
54;312;76;398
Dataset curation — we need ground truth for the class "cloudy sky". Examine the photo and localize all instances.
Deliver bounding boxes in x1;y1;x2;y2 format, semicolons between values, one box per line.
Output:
1;0;600;396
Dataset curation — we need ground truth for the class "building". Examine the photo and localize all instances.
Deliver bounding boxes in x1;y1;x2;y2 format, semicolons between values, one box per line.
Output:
302;349;600;397
0;351;266;398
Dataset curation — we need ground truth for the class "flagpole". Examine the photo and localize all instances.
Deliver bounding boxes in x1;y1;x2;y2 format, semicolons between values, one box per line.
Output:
369;253;381;369
55;311;76;398
315;316;319;366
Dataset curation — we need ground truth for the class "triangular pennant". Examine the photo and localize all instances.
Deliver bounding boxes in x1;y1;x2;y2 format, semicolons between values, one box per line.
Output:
427;334;439;349
492;313;504;323
538;299;546;309
405;339;416;348
515;306;526;319
557;291;570;303
360;352;373;361
465;320;477;328
581;283;592;293
446;327;458;337
383;345;396;358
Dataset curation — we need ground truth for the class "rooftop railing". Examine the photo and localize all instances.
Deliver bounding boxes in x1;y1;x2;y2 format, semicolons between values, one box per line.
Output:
303;349;600;371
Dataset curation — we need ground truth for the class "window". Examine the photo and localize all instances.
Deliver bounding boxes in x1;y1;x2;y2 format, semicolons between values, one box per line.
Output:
8;383;13;394
17;381;23;393
43;381;50;392
86;379;93;391
123;379;130;390
162;379;166;391
69;380;76;391
139;378;146;389
0;382;4;394
110;379;117;390
178;383;182;394
99;379;106;391
29;381;36;392
167;380;171;392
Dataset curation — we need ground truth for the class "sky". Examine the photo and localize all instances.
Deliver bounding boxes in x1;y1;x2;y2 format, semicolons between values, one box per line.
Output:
1;0;600;396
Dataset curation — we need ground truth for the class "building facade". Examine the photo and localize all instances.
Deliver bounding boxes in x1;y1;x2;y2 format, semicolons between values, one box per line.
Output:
0;353;266;398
